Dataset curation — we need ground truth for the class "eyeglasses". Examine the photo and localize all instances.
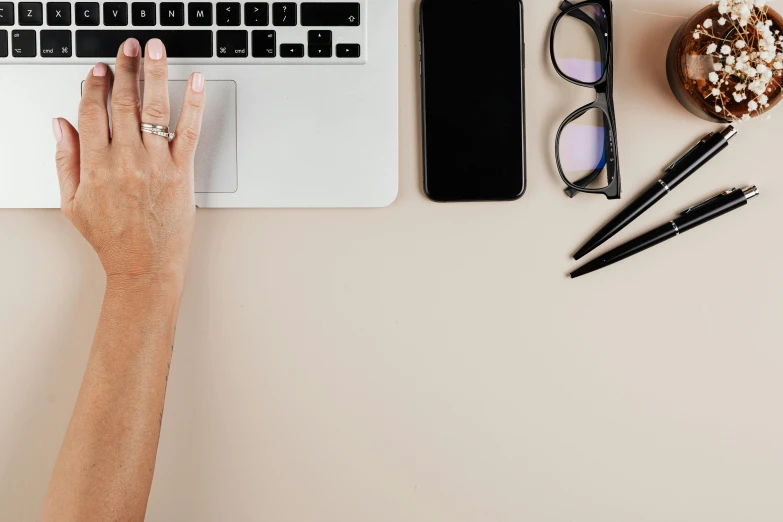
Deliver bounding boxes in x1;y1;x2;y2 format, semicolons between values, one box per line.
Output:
550;0;621;200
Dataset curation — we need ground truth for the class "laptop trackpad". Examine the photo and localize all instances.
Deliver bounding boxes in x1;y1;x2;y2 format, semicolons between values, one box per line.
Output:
167;80;237;193
83;79;238;193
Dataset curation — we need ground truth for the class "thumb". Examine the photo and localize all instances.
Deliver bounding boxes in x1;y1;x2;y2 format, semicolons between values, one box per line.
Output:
53;118;81;214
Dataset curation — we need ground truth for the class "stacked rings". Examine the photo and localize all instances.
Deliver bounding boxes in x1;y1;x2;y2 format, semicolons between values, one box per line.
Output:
140;123;175;141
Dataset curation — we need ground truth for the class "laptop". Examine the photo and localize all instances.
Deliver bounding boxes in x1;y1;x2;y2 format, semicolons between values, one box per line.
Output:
0;0;398;208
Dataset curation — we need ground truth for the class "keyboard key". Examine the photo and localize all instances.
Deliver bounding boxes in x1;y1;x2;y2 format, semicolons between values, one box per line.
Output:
336;43;359;58
307;30;331;44
217;30;247;57
244;3;268;26
132;2;155;26
47;3;71;25
188;2;212;26
75;2;100;25
272;3;296;26
0;30;7;57
76;30;213;57
160;2;184;26
216;2;239;26
251;29;275;57
11;29;36;57
0;3;13;25
19;2;43;25
308;43;330;58
103;2;128;25
40;29;71;57
279;43;303;58
301;2;359;26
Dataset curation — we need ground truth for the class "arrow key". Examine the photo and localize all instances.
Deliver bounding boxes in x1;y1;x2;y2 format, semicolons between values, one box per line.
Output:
280;43;303;58
308;43;331;58
307;30;331;45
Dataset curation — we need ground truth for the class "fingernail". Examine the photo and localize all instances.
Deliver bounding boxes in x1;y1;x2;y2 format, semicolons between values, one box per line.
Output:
192;72;205;93
123;38;140;57
147;38;163;60
93;62;107;77
52;118;63;143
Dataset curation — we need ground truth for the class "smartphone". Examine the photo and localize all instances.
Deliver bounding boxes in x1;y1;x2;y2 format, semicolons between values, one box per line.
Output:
420;0;526;202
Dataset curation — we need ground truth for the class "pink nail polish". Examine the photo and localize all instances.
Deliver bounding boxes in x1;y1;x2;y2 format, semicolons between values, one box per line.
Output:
192;72;205;93
93;62;108;77
123;38;140;57
147;38;163;60
52;118;63;143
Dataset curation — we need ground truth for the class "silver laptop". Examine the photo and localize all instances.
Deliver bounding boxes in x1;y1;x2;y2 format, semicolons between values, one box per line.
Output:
0;0;398;208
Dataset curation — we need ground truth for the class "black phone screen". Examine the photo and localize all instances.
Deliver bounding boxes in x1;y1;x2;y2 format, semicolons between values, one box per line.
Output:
420;0;525;202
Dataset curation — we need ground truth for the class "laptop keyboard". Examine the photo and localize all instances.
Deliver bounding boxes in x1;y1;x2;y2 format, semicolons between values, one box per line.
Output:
0;1;364;61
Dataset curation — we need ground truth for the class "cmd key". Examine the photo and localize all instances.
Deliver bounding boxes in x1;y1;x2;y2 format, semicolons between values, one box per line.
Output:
40;30;72;57
76;30;213;57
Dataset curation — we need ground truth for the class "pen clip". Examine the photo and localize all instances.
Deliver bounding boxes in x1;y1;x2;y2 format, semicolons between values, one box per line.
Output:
665;132;715;172
680;189;736;215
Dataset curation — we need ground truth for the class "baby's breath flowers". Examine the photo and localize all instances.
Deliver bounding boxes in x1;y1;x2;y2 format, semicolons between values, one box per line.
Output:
692;0;783;120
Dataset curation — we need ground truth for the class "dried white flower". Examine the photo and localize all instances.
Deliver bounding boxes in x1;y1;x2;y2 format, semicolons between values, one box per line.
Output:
742;114;751;121
734;92;745;103
707;43;718;54
748;100;759;110
714;63;724;71
719;17;727;25
704;18;713;28
709;71;720;83
721;45;732;55
726;55;736;64
774;61;783;69
712;87;722;96
693;32;700;40
715;105;723;112
759;94;769;105
736;40;747;49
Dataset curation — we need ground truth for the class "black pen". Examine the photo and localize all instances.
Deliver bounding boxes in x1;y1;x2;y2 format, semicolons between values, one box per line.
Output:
570;186;759;279
574;125;738;260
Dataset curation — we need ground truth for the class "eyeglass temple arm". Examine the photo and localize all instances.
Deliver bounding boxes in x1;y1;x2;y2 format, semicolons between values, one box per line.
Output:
564;124;612;198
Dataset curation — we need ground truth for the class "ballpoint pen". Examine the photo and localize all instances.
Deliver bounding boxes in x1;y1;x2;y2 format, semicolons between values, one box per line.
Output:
570;186;759;279
573;125;738;260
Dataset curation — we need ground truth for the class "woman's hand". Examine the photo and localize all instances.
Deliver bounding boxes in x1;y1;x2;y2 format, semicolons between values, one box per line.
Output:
52;38;206;289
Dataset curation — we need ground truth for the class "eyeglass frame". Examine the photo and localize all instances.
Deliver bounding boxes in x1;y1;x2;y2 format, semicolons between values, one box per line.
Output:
549;0;621;200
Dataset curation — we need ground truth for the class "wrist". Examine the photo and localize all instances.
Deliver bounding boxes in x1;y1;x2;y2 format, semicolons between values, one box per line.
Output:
105;273;186;304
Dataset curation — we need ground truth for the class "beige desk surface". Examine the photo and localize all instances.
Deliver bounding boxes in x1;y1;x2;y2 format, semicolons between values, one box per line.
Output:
2;0;782;520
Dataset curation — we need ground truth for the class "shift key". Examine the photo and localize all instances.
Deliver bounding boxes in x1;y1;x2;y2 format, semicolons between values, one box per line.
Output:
301;2;359;26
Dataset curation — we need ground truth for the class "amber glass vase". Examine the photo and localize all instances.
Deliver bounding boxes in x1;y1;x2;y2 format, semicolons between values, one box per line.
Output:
667;4;783;122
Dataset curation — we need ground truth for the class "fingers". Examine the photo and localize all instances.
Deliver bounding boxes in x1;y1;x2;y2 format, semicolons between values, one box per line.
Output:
78;63;112;152
171;73;206;170
141;39;171;153
53;118;81;214
111;38;142;144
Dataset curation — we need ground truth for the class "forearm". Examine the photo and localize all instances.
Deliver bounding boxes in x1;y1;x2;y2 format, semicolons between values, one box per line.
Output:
42;276;184;522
